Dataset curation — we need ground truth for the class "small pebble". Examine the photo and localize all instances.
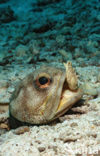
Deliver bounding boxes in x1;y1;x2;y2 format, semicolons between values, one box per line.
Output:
14;126;30;135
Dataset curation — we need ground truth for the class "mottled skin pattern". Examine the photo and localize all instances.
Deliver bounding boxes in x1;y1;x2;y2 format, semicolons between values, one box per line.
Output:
9;62;82;125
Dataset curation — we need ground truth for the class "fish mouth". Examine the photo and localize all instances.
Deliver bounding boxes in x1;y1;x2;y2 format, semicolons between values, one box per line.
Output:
54;80;82;119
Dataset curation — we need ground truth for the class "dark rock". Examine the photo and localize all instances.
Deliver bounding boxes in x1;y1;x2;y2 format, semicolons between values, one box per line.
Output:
0;0;8;4
37;0;61;6
0;6;16;23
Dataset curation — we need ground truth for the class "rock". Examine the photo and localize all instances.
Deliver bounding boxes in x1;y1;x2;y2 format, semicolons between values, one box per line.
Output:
58;49;72;60
37;0;61;6
74;48;82;58
81;82;98;96
38;146;45;152
0;80;11;105
56;35;66;47
28;40;40;55
0;48;8;62
0;6;16;23
0;0;8;4
15;45;28;57
14;126;30;135
97;73;100;82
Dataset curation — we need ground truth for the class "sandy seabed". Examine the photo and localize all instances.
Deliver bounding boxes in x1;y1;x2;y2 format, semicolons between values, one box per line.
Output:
0;0;100;155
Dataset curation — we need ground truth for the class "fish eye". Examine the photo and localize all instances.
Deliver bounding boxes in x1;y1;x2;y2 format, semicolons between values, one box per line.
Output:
38;76;48;85
36;74;51;89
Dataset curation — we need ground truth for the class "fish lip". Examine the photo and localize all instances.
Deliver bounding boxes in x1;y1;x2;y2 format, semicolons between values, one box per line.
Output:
60;80;68;99
56;79;68;110
55;78;83;119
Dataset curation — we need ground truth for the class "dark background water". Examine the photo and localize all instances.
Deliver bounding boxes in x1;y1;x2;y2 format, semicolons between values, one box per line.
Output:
0;0;100;67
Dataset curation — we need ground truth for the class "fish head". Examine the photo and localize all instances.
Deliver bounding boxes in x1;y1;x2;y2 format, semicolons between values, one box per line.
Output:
9;64;82;126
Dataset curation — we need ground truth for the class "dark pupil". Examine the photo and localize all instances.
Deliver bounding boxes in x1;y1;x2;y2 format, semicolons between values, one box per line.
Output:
39;77;48;85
